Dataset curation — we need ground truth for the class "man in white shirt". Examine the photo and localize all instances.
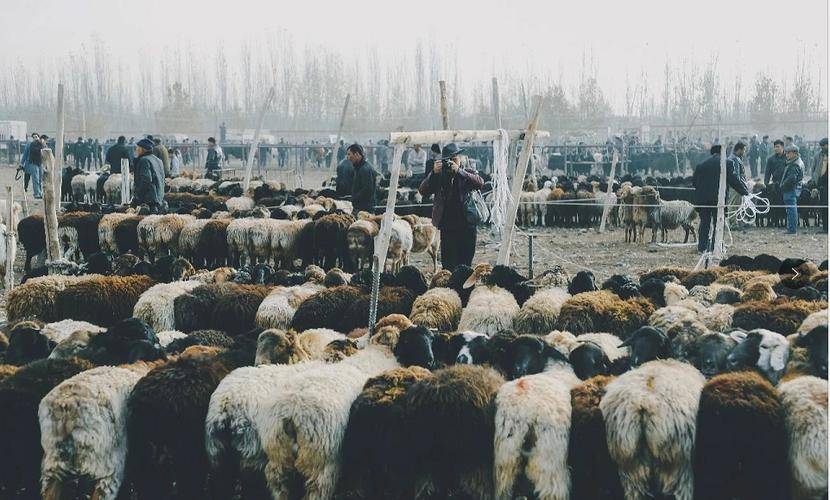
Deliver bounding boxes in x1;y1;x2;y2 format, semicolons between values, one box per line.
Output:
407;143;427;177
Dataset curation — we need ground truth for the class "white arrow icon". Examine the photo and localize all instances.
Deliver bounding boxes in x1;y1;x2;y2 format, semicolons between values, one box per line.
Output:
792;267;800;278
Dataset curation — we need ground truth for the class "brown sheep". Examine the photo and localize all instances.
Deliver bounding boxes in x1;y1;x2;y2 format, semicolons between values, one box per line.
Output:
639;266;692;284
681;267;730;288
715;269;767;289
555;290;654;338
290;285;365;332
7;275;103;324
401;215;440;273
732;299;828;336
430;269;452;288
313;213;355;270
742;281;777;302
342;286;417;332
633;186;660;243
53;275;156;327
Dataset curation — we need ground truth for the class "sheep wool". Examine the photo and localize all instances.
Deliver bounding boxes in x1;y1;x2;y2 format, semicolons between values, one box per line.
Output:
693;371;790;500
255;283;325;330
512;288;571;335
649;305;698;331
493;357;579;500
133;280;202;333
40;319;105;344
797;308;828;335
697;303;735;333
408;287;463;332
663;281;689;306
600;359;705;500
53;275;156;327
7;274;102;324
778;376;828;499
39;362;160;500
459;286;520;336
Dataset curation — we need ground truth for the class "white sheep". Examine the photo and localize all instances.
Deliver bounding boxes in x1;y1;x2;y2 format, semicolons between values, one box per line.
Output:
575;332;628;361
84;172;100;203
512;287;570;335
459;285;521;336
41;319;105;344
259;330;404;499
658;200;698;243
778;375;828;499
71;173;87;202
98;213;134;253
493;352;579;500
729;328;791;384
226;196;256;214
205;329;351;499
797;309;828;335
600;359;706;500
532;180;554;226
39;361;159;500
226;218;258;267
255;283;325;330
178;219;212;262
133;281;202;332
380;218;413;273
157;330;187;347
271;219;311;269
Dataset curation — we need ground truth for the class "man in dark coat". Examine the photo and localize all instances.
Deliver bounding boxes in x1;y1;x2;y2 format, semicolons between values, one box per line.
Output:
348;144;377;214
335;157;354;198
692;144;749;253
418;143;485;270
132;138;164;211
764;139;786;185
106;136;132;173
152;138;171;177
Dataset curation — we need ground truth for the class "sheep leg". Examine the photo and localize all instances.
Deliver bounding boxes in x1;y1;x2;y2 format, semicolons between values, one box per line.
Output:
90;476;121;500
41;477;63;500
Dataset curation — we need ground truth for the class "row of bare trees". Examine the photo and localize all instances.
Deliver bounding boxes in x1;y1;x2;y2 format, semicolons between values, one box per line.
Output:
0;33;824;138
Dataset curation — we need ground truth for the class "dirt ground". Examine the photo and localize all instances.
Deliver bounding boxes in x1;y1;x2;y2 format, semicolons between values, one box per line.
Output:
0;160;825;322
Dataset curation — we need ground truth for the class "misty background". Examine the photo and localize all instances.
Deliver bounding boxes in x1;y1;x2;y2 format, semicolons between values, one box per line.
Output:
1;0;827;141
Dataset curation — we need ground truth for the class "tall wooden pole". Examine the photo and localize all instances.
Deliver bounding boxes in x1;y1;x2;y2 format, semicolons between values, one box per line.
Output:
438;81;449;130
243;86;276;191
54;84;65;203
598;150;619;233
491;77;502;129
329;94;351;171
368;143;406;335
121;159;130;205
41;149;61;266
712;146;728;261
497;95;544;266
5;185;15;290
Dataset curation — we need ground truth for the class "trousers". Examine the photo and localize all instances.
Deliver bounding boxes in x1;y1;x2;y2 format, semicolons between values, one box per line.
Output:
782;190;799;233
697;207;716;253
440;223;477;272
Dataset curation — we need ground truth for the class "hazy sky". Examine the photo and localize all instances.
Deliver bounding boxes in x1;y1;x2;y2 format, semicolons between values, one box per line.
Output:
2;0;827;106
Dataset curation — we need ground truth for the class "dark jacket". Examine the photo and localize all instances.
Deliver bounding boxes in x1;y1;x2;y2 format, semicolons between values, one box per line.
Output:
206;147;222;171
133;152;165;206
106;143;132;173
692;153;748;206
764;153;786;184
153;144;171;177
419;165;485;229
336;159;354;198
28;140;44;166
780;157;804;193
351;160;377;213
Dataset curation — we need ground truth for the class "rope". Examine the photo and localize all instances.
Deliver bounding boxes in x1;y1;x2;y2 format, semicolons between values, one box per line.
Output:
726;193;771;225
489;129;512;236
513;225;605;277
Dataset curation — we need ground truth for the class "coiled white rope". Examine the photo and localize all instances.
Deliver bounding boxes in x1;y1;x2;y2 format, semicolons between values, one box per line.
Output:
488;129;512;237
726;192;770;225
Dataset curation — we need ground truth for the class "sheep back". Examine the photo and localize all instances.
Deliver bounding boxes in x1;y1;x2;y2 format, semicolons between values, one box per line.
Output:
53;275;156;327
408;287;462;332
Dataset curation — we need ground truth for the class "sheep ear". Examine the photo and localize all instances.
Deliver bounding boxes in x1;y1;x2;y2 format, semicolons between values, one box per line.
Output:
770;344;789;372
729;330;748;343
462;274;477;289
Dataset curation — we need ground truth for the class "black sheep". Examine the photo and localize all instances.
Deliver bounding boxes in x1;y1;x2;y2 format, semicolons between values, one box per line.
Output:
393;265;428;296
5;323;54;366
569;342;611;380
693;371;790;500
639;277;667;307
753;253;783;273
719;254;755;270
601;274;641;299
618;326;671;368
486;265;533;306
568;270;599;296
166;330;235;354
497;334;570;380
447;265;475;306
84;251;113;275
795;325;828;379
17;215;46;273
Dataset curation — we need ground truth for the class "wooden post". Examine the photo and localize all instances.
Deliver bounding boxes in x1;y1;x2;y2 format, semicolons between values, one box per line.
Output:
598;150;619;233
520;82;530;120
368;142;406;335
54;84;65;203
121;160;130;205
491;77;502;129
243;86;276;191
712;146;728;262
497;95;544;266
329;94;351;171
438;81;449;130
41;149;60;266
5;185;15;290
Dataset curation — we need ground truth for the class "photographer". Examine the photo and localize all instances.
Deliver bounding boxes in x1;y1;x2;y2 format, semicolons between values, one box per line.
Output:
418;143;484;271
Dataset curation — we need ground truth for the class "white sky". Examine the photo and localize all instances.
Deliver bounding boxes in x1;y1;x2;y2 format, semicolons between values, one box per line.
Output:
2;0;827;107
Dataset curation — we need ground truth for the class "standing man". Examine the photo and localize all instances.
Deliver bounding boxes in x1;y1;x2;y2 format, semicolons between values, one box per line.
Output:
26;134;47;199
152;138;171;177
748;135;761;178
780;145;805;234
277;138;287;168
810;138;828;231
131;138;164;211
760;135;771;164
406;143;427;177
106;136;132;173
375;140;389;176
347;144;377;214
336;140;347;163
764;139;786;185
335;156;354;198
205;137;224;180
727;142;749;221
18;132;39;195
692;145;749;253
418;143;485;271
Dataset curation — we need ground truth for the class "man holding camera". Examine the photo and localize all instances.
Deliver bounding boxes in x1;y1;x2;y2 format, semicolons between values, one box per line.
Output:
418;143;484;271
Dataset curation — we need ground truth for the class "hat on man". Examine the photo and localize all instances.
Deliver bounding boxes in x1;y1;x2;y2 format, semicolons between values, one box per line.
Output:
136;138;154;151
820;138;828;147
784;145;800;154
441;143;465;160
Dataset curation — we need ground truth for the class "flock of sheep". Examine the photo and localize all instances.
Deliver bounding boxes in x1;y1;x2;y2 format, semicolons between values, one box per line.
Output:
0;172;824;500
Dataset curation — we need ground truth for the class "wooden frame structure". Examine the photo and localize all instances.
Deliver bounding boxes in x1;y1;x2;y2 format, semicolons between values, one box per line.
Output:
367;101;550;333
